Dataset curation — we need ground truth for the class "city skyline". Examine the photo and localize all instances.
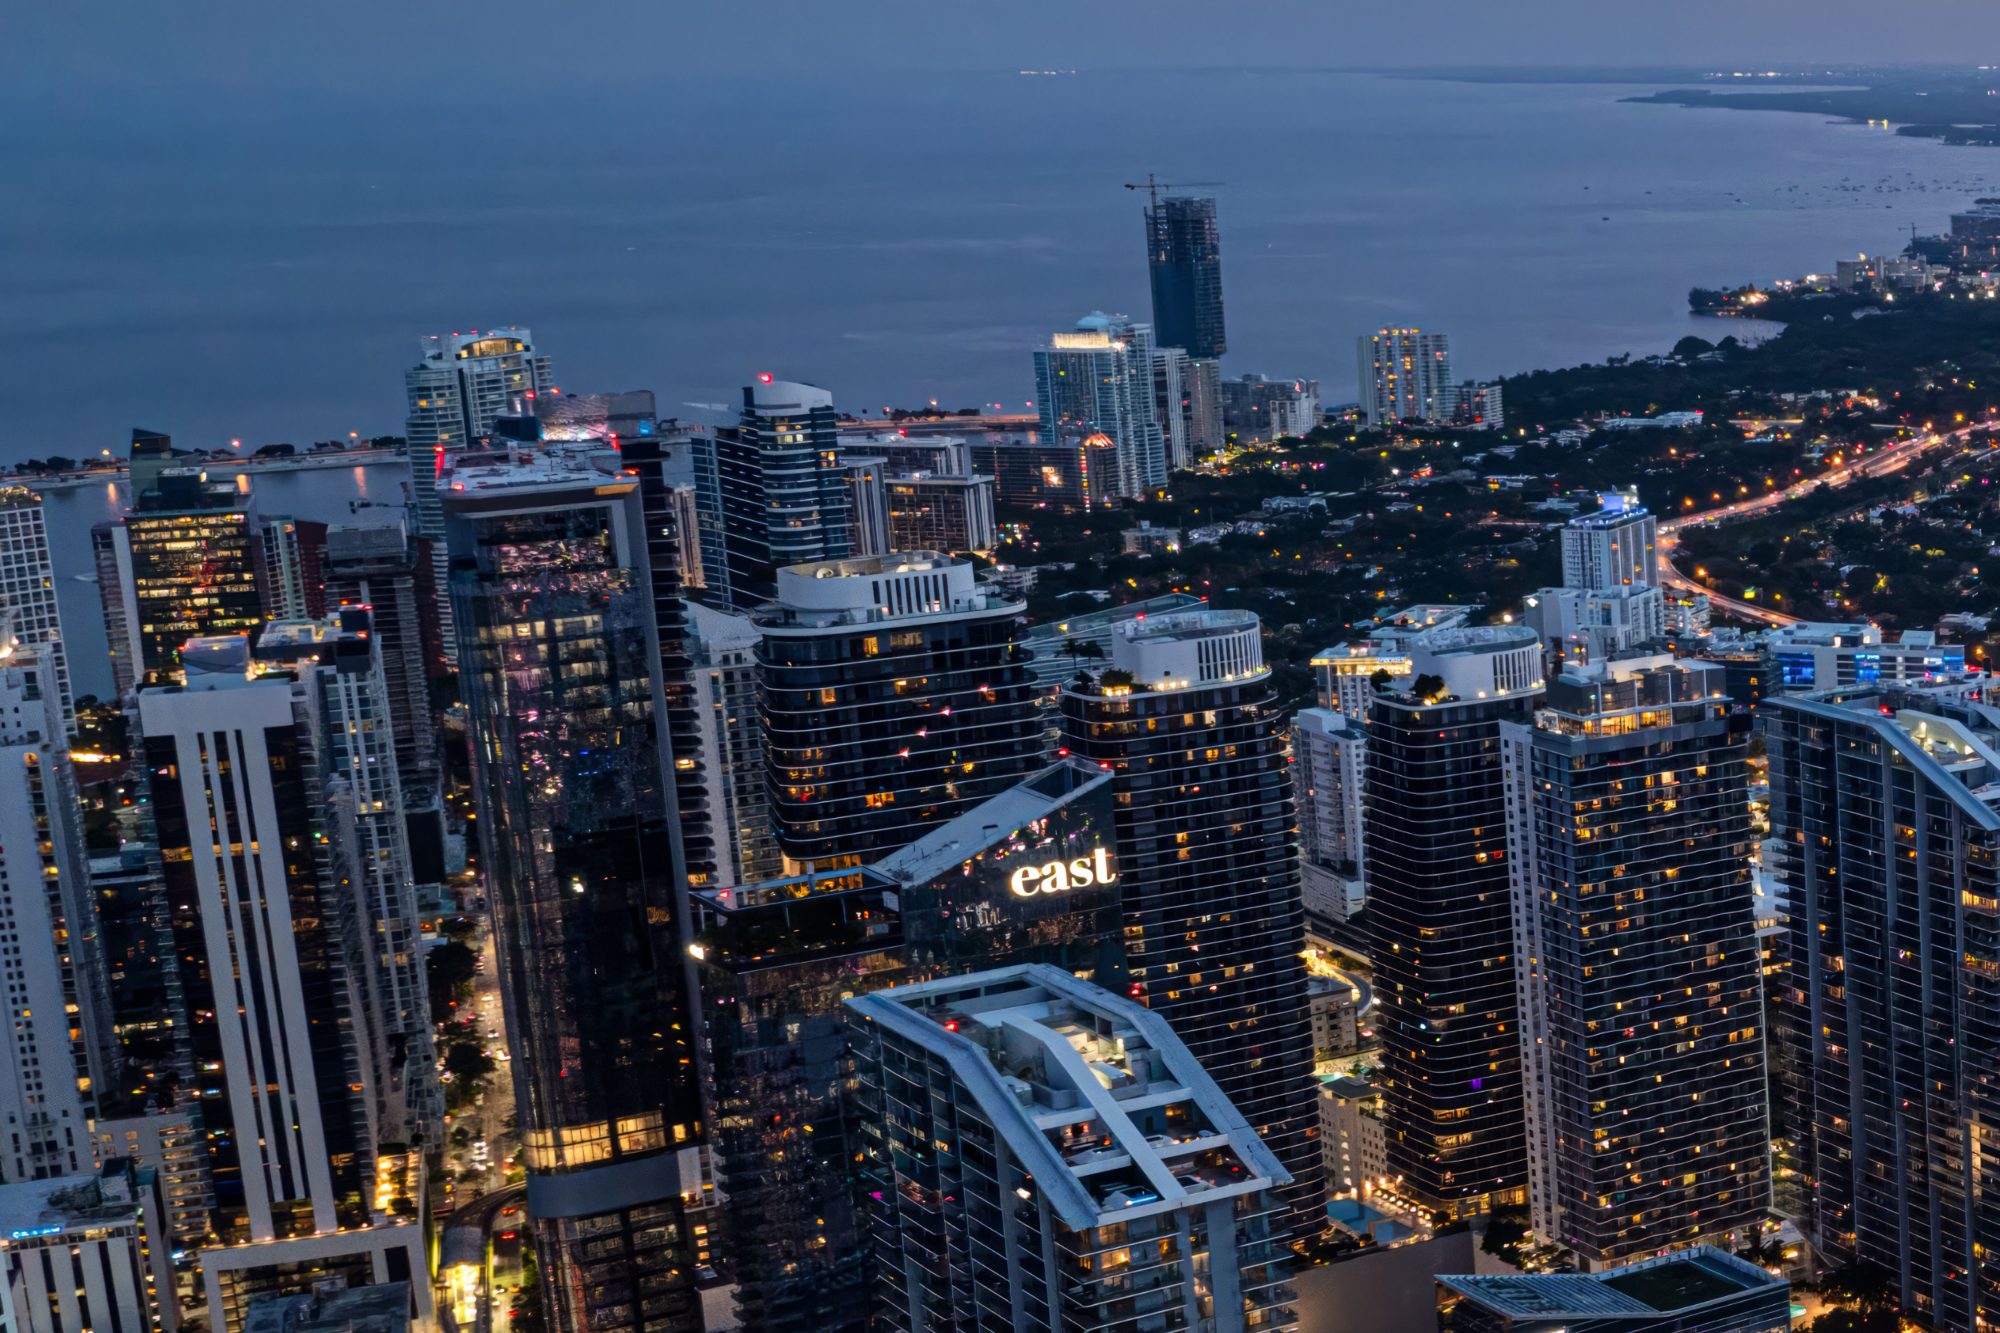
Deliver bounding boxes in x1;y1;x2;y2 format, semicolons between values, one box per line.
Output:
22;12;2000;1332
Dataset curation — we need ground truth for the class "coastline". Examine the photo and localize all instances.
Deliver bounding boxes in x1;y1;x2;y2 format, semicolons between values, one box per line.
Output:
9;446;403;493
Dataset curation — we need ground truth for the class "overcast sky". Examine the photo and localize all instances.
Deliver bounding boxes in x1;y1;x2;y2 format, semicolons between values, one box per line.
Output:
13;0;2000;98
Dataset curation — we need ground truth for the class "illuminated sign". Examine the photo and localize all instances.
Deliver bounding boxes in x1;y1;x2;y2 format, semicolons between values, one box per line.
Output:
1009;847;1115;898
8;1225;62;1240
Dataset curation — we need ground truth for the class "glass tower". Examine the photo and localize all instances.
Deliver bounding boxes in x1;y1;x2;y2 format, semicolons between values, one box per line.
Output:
1145;195;1227;361
443;448;705;1333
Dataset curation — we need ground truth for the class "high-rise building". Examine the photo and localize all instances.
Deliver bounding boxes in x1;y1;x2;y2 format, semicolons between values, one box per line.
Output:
756;552;1044;871
254;516;327;622
845;457;892;557
970;435;1119;512
1292;706;1368;936
1443;379;1506;431
253;614;442;1146
1763;685;2000;1329
1221;374;1321;443
1145;194;1227;360
1186;356;1225;458
1059;609;1324;1235
1357;328;1453;425
1152;345;1191;471
321;522;440;799
1522;584;1667;670
1364;624;1545;1220
137;632;430;1333
686;603;779;887
97;465;263;691
1437;1248;1790;1333
401;327;555;665
623;429;718;891
320;523;448;913
442;448;705;1333
1561;490;1658;590
883;471;997;555
1501;657;1768;1267
693;378;855;611
1033;313;1167;498
846;965;1297;1333
693;759;1125;1333
0;487;74;733
0;1160;180;1333
0;635;112;1182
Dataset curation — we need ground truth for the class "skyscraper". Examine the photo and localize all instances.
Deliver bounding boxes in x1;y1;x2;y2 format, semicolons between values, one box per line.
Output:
1058;608;1325;1235
137;630;430;1333
1763;685;2000;1329
0;487;74;734
1357;328;1453;425
756;552;1044;871
846;966;1297;1333
1145;194;1227;360
254;613;442;1147
0;635;112;1182
687;602;779;887
1502;656;1767;1267
623;429;718;889
402;327;555;664
693;378;855;611
1365;625;1544;1220
1033;313;1167;498
442;448;705;1333
693;759;1125;1333
254;516;328;622
97;464;264;691
321;522;449;913
1152;345;1194;470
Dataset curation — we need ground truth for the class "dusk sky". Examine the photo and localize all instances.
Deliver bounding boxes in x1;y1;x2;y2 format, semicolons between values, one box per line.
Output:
14;1;2000;96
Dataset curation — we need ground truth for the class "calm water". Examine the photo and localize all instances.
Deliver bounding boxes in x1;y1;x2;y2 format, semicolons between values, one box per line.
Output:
3;71;1992;460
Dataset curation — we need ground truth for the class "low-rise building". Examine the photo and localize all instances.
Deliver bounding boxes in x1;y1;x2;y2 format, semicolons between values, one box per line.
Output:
1435;1247;1789;1333
1766;620;1967;690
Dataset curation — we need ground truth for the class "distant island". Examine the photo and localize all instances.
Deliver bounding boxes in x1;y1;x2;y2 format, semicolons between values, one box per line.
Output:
1625;70;2000;147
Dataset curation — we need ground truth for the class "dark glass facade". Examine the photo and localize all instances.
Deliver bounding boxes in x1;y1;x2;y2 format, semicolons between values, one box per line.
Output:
1764;688;2000;1329
623;435;714;889
1059;663;1324;1237
694;761;1123;1333
446;467;703;1333
1367;691;1536;1219
1145;195;1227;360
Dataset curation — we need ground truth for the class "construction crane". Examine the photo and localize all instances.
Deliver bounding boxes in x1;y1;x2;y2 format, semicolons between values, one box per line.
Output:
1123;174;1225;213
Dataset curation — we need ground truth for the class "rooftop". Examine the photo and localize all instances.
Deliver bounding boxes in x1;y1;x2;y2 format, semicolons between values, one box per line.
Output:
1438;1248;1781;1319
846;964;1289;1231
867;759;1112;888
245;1281;412;1333
0;1165;143;1240
437;444;634;502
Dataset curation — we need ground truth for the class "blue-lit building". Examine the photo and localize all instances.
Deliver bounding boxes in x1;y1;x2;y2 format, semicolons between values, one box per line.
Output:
1765;621;1966;690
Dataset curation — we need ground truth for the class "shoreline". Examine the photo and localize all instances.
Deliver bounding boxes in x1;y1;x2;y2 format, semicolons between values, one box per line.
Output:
11;447;404;493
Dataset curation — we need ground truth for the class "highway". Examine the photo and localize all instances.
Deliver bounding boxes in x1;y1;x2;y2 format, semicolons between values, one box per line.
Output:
1655;425;1979;626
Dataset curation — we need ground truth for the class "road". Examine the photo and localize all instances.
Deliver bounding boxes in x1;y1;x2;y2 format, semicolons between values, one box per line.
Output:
1656;425;1979;625
440;1184;526;1333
